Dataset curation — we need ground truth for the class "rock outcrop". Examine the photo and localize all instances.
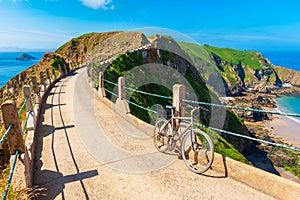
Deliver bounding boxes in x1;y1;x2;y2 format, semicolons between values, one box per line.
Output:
275;66;300;86
16;53;37;61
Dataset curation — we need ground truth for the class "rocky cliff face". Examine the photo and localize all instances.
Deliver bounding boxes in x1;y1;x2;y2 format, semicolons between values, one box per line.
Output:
56;31;150;65
275;66;300;86
209;52;277;95
202;48;300;96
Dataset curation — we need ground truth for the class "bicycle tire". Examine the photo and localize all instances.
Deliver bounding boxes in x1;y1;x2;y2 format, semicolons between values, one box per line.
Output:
180;129;214;174
153;118;172;152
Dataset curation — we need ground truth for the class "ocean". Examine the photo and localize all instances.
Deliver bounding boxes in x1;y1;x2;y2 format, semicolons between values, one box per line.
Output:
262;51;300;119
0;52;44;87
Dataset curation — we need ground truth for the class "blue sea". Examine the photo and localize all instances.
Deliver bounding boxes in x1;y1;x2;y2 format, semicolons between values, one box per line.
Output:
262;51;300;72
262;51;300;118
0;52;44;87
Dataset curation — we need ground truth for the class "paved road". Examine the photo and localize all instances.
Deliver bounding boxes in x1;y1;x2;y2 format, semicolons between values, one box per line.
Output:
33;67;276;200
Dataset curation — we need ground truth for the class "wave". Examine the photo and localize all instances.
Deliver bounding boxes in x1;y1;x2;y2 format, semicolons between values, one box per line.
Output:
275;108;300;125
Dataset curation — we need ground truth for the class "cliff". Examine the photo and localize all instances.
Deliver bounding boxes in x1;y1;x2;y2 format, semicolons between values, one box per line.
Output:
56;31;150;65
275;66;300;86
196;45;300;96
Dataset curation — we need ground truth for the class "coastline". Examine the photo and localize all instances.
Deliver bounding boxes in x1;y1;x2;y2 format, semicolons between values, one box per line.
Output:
267;92;300;148
264;111;300;148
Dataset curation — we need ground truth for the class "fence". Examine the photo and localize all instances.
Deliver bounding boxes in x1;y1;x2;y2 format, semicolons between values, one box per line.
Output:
93;71;300;152
0;63;76;200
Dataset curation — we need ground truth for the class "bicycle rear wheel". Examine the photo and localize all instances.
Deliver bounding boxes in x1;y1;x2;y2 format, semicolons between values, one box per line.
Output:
181;129;214;174
153;118;172;152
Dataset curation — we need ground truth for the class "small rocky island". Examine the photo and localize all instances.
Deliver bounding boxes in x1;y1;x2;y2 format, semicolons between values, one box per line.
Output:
16;53;37;61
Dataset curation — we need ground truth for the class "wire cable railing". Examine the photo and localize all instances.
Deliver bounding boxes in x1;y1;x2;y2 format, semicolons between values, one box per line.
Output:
104;88;118;98
191;121;300;152
180;99;300;151
103;79;172;100
0;125;12;145
125;99;157;114
103;79;118;87
17;97;29;115
182;99;300;118
2;151;19;200
125;86;172;100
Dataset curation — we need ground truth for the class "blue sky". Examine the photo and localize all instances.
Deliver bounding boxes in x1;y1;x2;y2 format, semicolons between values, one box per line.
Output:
1;0;300;51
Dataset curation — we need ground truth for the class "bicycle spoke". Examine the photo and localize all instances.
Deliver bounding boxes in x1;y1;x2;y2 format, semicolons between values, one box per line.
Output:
181;130;214;174
153;119;171;152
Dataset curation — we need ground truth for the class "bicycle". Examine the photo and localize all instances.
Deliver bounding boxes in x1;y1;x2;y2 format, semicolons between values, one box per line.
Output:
153;104;214;174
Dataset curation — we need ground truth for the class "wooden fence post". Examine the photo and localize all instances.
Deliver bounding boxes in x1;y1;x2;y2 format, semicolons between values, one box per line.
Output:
23;85;36;128
31;76;40;104
52;68;56;80
115;76;130;115
59;65;64;77
91;69;95;88
40;71;46;92
98;72;105;97
172;84;186;117
118;77;126;100
63;64;68;74
1;100;25;154
46;69;51;84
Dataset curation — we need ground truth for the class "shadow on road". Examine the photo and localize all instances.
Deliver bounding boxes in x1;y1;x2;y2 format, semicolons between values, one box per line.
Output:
33;72;98;199
33;169;98;200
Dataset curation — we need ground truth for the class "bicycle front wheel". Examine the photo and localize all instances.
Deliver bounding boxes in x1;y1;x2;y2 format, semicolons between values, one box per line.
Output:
153;118;172;152
181;129;214;174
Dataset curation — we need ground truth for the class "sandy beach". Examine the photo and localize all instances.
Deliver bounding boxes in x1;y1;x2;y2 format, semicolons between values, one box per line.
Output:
265;115;300;148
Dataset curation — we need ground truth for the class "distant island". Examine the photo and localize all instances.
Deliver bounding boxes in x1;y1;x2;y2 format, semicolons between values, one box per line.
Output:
16;53;37;61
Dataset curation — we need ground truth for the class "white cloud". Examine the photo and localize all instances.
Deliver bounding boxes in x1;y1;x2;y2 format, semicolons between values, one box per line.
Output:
80;0;114;10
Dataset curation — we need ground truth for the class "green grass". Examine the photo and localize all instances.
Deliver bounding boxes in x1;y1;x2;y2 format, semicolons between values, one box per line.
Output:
179;42;272;71
199;127;250;164
202;45;268;71
270;147;300;178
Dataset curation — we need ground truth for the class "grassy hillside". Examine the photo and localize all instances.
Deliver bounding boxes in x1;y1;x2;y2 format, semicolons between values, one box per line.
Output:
179;43;283;95
203;46;270;70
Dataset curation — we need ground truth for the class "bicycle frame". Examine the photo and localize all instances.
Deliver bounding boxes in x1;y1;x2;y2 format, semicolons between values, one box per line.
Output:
154;105;214;174
163;106;201;142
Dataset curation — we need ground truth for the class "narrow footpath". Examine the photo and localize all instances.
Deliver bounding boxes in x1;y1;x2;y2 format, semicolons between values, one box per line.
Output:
33;67;276;200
